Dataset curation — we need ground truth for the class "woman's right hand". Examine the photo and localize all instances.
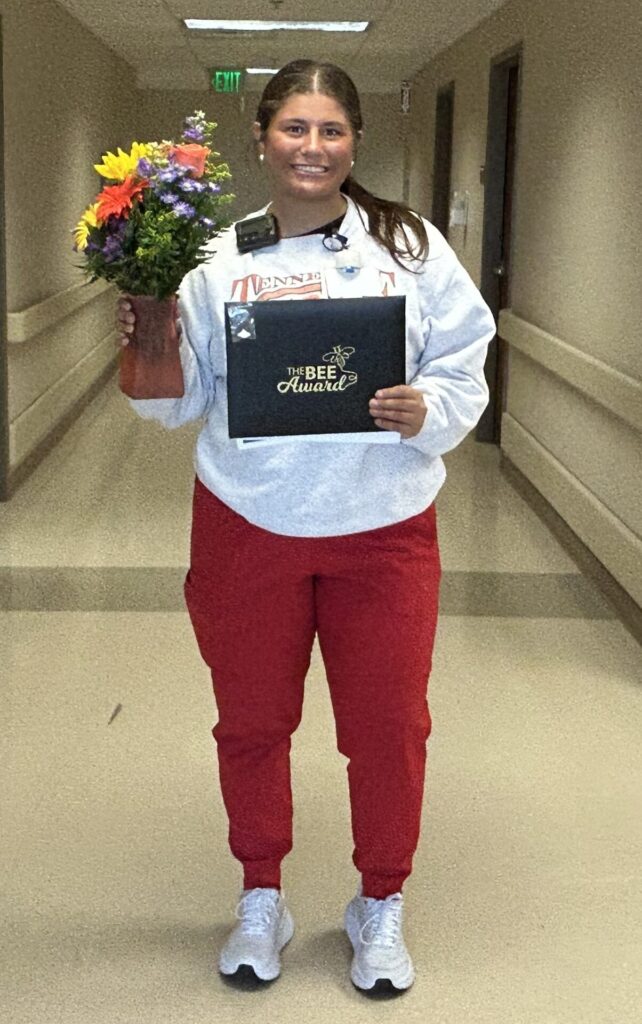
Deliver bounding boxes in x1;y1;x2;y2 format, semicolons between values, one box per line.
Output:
115;296;135;348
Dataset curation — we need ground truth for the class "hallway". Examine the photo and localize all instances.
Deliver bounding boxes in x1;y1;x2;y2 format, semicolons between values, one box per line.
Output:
1;375;640;1022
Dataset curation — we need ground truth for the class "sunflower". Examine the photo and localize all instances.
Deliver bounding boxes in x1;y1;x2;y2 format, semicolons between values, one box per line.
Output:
72;201;102;251
93;142;153;182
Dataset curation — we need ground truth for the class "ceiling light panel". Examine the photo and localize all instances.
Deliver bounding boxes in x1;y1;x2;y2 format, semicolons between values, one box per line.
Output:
184;20;369;32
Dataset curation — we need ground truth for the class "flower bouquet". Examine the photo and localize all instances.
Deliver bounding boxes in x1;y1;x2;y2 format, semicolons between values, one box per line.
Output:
72;111;233;398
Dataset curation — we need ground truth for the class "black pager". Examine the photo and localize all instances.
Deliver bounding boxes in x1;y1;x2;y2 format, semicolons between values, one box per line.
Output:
235;213;280;253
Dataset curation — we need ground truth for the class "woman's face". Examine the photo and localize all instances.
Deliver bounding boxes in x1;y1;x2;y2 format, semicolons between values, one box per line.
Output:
255;91;357;205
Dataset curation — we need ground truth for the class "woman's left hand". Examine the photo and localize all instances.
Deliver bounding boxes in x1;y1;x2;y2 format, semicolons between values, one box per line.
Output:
369;385;427;438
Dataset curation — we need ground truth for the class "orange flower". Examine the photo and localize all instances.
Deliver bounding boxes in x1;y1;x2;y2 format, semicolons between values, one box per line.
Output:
169;144;210;178
95;174;149;221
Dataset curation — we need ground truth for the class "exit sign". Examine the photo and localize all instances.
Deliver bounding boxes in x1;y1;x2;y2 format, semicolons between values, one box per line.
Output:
210;69;244;93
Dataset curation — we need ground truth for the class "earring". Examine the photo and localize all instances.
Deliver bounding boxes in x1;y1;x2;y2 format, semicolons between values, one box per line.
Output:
259;153;265;165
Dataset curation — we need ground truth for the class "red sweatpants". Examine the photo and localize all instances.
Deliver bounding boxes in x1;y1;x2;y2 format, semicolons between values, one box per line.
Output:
184;475;442;900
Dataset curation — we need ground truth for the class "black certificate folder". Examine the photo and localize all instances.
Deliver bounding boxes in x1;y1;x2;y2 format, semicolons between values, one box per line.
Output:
225;295;406;438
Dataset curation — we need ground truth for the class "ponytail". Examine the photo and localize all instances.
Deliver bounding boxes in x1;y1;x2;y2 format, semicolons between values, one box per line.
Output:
342;177;429;272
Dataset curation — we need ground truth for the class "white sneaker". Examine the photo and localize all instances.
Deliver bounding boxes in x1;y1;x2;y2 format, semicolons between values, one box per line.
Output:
218;887;294;981
344;887;415;991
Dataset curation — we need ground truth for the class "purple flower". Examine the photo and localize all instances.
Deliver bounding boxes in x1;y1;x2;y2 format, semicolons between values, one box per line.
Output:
207;182;221;193
109;217;128;237
183;127;205;143
200;217;215;229
102;234;123;262
159;192;178;206
157;165;182;184
173;201;196;219
179;178;205;193
137;157;154;176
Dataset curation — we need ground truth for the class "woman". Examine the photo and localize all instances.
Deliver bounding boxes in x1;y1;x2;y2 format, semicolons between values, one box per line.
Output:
117;60;496;993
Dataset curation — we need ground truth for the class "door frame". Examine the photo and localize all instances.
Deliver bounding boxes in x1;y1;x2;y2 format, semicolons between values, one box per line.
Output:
431;81;455;239
476;43;523;444
0;16;7;500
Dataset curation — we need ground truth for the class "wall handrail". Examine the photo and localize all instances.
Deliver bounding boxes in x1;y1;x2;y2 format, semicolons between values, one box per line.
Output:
7;278;115;345
498;309;642;434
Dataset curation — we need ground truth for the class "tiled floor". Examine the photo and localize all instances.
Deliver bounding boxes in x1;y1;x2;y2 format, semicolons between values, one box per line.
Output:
1;375;640;1023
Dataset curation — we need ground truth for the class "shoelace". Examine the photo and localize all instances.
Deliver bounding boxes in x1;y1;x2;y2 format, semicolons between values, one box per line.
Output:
235;887;281;937
359;893;404;948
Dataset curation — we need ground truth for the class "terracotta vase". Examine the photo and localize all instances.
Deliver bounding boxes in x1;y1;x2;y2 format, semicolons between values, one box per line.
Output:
118;294;185;399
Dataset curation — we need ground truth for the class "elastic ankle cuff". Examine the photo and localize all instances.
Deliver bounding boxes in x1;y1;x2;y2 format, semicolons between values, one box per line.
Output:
243;859;282;891
361;874;406;899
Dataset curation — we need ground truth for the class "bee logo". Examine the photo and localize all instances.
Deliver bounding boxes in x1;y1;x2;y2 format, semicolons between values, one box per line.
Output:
322;345;355;371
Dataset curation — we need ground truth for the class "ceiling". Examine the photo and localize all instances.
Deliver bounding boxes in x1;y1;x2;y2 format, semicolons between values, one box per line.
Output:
52;0;509;93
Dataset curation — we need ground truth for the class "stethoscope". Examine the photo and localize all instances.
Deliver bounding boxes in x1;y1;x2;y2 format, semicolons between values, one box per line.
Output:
255;208;363;276
322;230;349;252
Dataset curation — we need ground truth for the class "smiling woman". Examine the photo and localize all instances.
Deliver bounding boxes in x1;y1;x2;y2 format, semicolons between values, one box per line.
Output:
116;57;497;995
251;60;429;262
253;91;355;235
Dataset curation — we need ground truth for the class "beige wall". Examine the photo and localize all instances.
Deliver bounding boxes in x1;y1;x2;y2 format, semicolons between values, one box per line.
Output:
1;0;147;310
2;0;144;467
2;1;405;476
406;0;642;605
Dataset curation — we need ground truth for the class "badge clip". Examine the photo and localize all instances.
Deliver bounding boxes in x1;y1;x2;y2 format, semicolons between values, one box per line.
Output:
333;247;364;277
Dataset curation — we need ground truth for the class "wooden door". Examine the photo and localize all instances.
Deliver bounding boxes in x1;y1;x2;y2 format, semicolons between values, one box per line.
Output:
0;15;8;501
432;83;454;239
477;49;522;444
494;64;519;433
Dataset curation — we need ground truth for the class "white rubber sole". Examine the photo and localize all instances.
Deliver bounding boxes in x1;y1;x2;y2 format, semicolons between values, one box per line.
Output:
344;900;415;991
218;905;295;981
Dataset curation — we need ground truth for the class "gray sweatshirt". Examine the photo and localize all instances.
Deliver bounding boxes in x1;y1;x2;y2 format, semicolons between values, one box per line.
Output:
127;197;497;537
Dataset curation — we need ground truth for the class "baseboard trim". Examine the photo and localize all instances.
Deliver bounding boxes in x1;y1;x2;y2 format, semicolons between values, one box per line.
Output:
500;452;642;646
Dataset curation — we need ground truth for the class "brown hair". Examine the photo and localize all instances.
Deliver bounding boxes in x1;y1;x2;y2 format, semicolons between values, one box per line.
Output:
255;60;429;270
